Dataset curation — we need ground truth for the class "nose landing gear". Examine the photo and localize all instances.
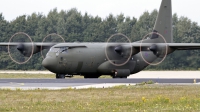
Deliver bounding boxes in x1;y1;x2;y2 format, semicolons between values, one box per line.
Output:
56;74;65;79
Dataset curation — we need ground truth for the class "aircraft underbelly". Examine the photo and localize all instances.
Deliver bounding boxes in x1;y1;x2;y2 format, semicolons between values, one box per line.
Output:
131;52;159;74
97;60;136;75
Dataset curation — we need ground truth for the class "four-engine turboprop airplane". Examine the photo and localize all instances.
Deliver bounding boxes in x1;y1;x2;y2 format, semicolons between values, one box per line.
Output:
1;0;200;79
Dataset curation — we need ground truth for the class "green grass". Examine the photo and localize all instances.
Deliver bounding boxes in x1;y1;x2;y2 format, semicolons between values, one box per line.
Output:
136;80;155;86
0;73;112;79
0;73;55;79
0;85;200;111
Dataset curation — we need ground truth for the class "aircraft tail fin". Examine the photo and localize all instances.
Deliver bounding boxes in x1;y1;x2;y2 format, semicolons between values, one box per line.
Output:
153;0;173;43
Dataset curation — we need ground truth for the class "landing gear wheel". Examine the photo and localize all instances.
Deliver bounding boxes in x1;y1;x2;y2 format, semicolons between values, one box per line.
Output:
56;74;65;79
112;76;127;79
84;75;100;78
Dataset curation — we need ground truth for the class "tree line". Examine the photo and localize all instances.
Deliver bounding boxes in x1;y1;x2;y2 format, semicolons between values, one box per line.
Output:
0;8;200;70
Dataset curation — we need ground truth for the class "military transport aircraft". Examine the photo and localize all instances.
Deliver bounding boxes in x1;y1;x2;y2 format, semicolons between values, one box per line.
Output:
1;0;200;79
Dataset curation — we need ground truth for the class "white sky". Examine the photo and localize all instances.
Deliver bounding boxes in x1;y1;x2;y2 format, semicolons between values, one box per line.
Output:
0;0;200;24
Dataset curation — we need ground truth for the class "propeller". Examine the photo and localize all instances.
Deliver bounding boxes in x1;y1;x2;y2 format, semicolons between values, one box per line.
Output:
105;33;132;66
140;31;168;65
8;32;34;64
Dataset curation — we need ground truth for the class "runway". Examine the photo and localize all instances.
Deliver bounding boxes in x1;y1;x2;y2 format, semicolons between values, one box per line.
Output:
0;78;200;90
0;78;200;83
1;71;200;90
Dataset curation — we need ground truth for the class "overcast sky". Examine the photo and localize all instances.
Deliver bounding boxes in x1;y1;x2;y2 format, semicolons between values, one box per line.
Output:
0;0;200;24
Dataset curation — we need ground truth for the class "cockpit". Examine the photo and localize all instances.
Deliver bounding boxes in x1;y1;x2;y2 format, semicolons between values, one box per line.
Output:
49;47;60;52
49;47;68;53
46;47;68;57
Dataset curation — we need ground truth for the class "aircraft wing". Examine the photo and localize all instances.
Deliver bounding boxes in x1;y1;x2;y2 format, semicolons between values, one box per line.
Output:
167;43;200;50
1;42;200;50
0;43;19;46
0;42;88;50
0;42;58;49
132;43;200;50
0;42;57;46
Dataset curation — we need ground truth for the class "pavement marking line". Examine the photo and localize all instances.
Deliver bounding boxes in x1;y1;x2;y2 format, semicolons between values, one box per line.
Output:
9;82;24;86
72;83;136;89
0;83;136;90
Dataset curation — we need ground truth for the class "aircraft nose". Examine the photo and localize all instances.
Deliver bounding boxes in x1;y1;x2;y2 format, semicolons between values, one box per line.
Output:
42;57;56;70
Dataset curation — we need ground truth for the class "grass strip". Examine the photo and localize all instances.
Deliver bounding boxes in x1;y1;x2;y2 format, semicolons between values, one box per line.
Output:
0;85;200;111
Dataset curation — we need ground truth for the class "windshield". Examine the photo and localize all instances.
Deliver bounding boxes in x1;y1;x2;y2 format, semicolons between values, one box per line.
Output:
49;48;60;52
49;47;68;53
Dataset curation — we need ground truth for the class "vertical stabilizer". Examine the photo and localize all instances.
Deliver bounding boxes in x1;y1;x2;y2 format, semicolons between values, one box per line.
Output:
153;0;173;43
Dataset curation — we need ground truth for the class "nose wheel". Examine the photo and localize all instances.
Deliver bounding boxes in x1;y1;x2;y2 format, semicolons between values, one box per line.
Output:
56;74;65;79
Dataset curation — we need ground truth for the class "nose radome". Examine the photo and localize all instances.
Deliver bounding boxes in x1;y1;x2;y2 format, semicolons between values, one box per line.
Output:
42;58;48;69
42;57;56;70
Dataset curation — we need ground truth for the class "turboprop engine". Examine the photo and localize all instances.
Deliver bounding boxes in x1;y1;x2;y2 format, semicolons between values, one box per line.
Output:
16;43;41;57
149;44;167;58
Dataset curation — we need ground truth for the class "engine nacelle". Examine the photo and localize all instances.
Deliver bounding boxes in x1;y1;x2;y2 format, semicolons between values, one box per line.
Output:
114;45;139;59
17;43;40;57
149;44;167;58
156;45;166;58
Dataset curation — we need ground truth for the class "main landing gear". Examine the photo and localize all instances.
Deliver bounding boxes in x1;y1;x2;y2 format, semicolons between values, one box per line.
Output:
56;74;73;79
56;74;65;79
55;74;127;79
111;71;128;78
111;76;128;78
84;75;100;78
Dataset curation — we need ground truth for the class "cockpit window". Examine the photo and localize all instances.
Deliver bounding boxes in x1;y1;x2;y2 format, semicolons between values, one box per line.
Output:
60;47;68;53
49;47;68;53
49;48;59;52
